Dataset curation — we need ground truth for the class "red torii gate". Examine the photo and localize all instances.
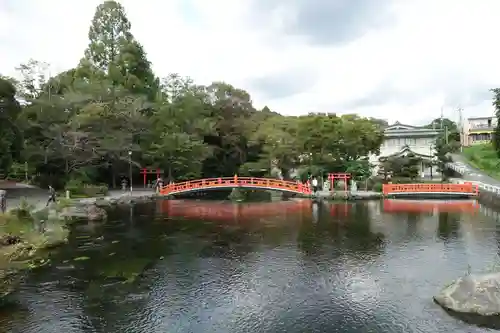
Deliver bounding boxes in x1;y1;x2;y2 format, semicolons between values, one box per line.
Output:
140;168;163;187
328;173;351;192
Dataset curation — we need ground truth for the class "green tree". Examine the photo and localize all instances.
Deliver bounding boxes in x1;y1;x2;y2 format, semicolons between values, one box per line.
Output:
201;82;255;177
433;135;453;180
491;88;500;156
380;153;421;180
345;159;373;181
82;0;158;99
145;79;214;181
294;113;383;172
15;59;51;100
0;78;23;176
425;117;460;152
243;115;299;178
84;0;132;74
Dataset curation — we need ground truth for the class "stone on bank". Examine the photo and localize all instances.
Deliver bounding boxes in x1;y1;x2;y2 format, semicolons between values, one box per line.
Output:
434;272;500;328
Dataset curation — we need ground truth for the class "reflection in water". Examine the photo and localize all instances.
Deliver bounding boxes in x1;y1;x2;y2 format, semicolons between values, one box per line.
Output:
312;201;319;223
382;199;479;214
438;212;460;241
0;198;497;333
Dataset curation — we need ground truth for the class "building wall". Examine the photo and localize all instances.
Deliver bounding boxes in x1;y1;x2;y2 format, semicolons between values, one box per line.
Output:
462;117;496;146
380;137;436;157
370;124;440;178
468;117;496;129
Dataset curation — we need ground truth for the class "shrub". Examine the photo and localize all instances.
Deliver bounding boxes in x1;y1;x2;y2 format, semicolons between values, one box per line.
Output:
9;197;35;223
65;179;108;198
0;208;35;237
372;182;383;192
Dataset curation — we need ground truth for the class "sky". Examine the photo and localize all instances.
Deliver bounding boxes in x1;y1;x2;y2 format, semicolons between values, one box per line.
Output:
1;0;499;125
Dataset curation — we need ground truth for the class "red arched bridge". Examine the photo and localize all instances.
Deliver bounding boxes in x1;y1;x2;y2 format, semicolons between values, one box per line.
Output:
382;183;479;198
159;176;312;196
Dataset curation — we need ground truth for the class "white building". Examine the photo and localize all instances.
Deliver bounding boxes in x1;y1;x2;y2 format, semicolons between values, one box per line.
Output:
369;122;442;178
461;116;496;146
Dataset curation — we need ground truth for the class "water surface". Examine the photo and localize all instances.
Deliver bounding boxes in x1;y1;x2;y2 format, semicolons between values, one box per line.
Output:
1;198;499;333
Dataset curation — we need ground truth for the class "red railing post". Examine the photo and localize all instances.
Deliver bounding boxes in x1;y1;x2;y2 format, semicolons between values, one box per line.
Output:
141;168;147;188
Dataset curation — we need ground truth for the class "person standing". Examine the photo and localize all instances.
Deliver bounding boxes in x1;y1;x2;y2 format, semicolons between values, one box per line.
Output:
312;177;319;193
46;185;56;207
121;178;128;191
154;177;164;193
0;190;6;213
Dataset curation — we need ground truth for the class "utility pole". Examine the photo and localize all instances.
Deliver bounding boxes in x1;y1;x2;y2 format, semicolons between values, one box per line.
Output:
457;106;463;152
440;106;444;129
128;150;133;193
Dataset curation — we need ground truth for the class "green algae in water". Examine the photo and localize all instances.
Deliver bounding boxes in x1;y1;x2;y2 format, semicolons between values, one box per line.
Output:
74;256;90;261
27;258;51;269
98;258;151;284
75;236;91;239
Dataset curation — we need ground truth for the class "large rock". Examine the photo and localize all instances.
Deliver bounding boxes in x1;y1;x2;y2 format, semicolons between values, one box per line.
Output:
86;205;107;221
60;204;107;221
434;272;500;328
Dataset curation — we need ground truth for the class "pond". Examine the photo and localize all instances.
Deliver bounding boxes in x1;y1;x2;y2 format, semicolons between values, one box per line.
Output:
0;198;499;333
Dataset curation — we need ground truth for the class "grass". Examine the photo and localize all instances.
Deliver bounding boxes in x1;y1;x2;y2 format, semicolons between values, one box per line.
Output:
463;143;500;179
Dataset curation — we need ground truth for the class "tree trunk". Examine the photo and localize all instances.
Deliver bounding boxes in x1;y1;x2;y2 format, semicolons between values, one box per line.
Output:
111;164;117;189
168;164;172;183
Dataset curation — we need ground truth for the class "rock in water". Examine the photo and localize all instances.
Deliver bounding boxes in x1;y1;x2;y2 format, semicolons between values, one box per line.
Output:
434;272;500;328
86;205;107;221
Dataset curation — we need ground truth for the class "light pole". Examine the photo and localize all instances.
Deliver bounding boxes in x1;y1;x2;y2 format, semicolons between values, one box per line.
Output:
128;150;132;193
429;144;434;180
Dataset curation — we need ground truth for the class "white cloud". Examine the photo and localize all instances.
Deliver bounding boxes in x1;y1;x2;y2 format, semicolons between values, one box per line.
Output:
1;0;499;125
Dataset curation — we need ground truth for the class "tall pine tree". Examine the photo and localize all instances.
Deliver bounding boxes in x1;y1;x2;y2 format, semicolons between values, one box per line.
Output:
81;0;158;100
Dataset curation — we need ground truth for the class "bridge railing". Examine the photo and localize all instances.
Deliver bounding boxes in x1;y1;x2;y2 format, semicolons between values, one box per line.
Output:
450;178;500;195
446;162;467;175
382;183;478;196
159;176;311;195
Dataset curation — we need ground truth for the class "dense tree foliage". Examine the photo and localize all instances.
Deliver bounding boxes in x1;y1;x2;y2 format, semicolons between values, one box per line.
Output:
1;1;385;189
491;88;500;156
424;117;458;180
379;153;421;180
424;117;460;151
0;77;23;177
